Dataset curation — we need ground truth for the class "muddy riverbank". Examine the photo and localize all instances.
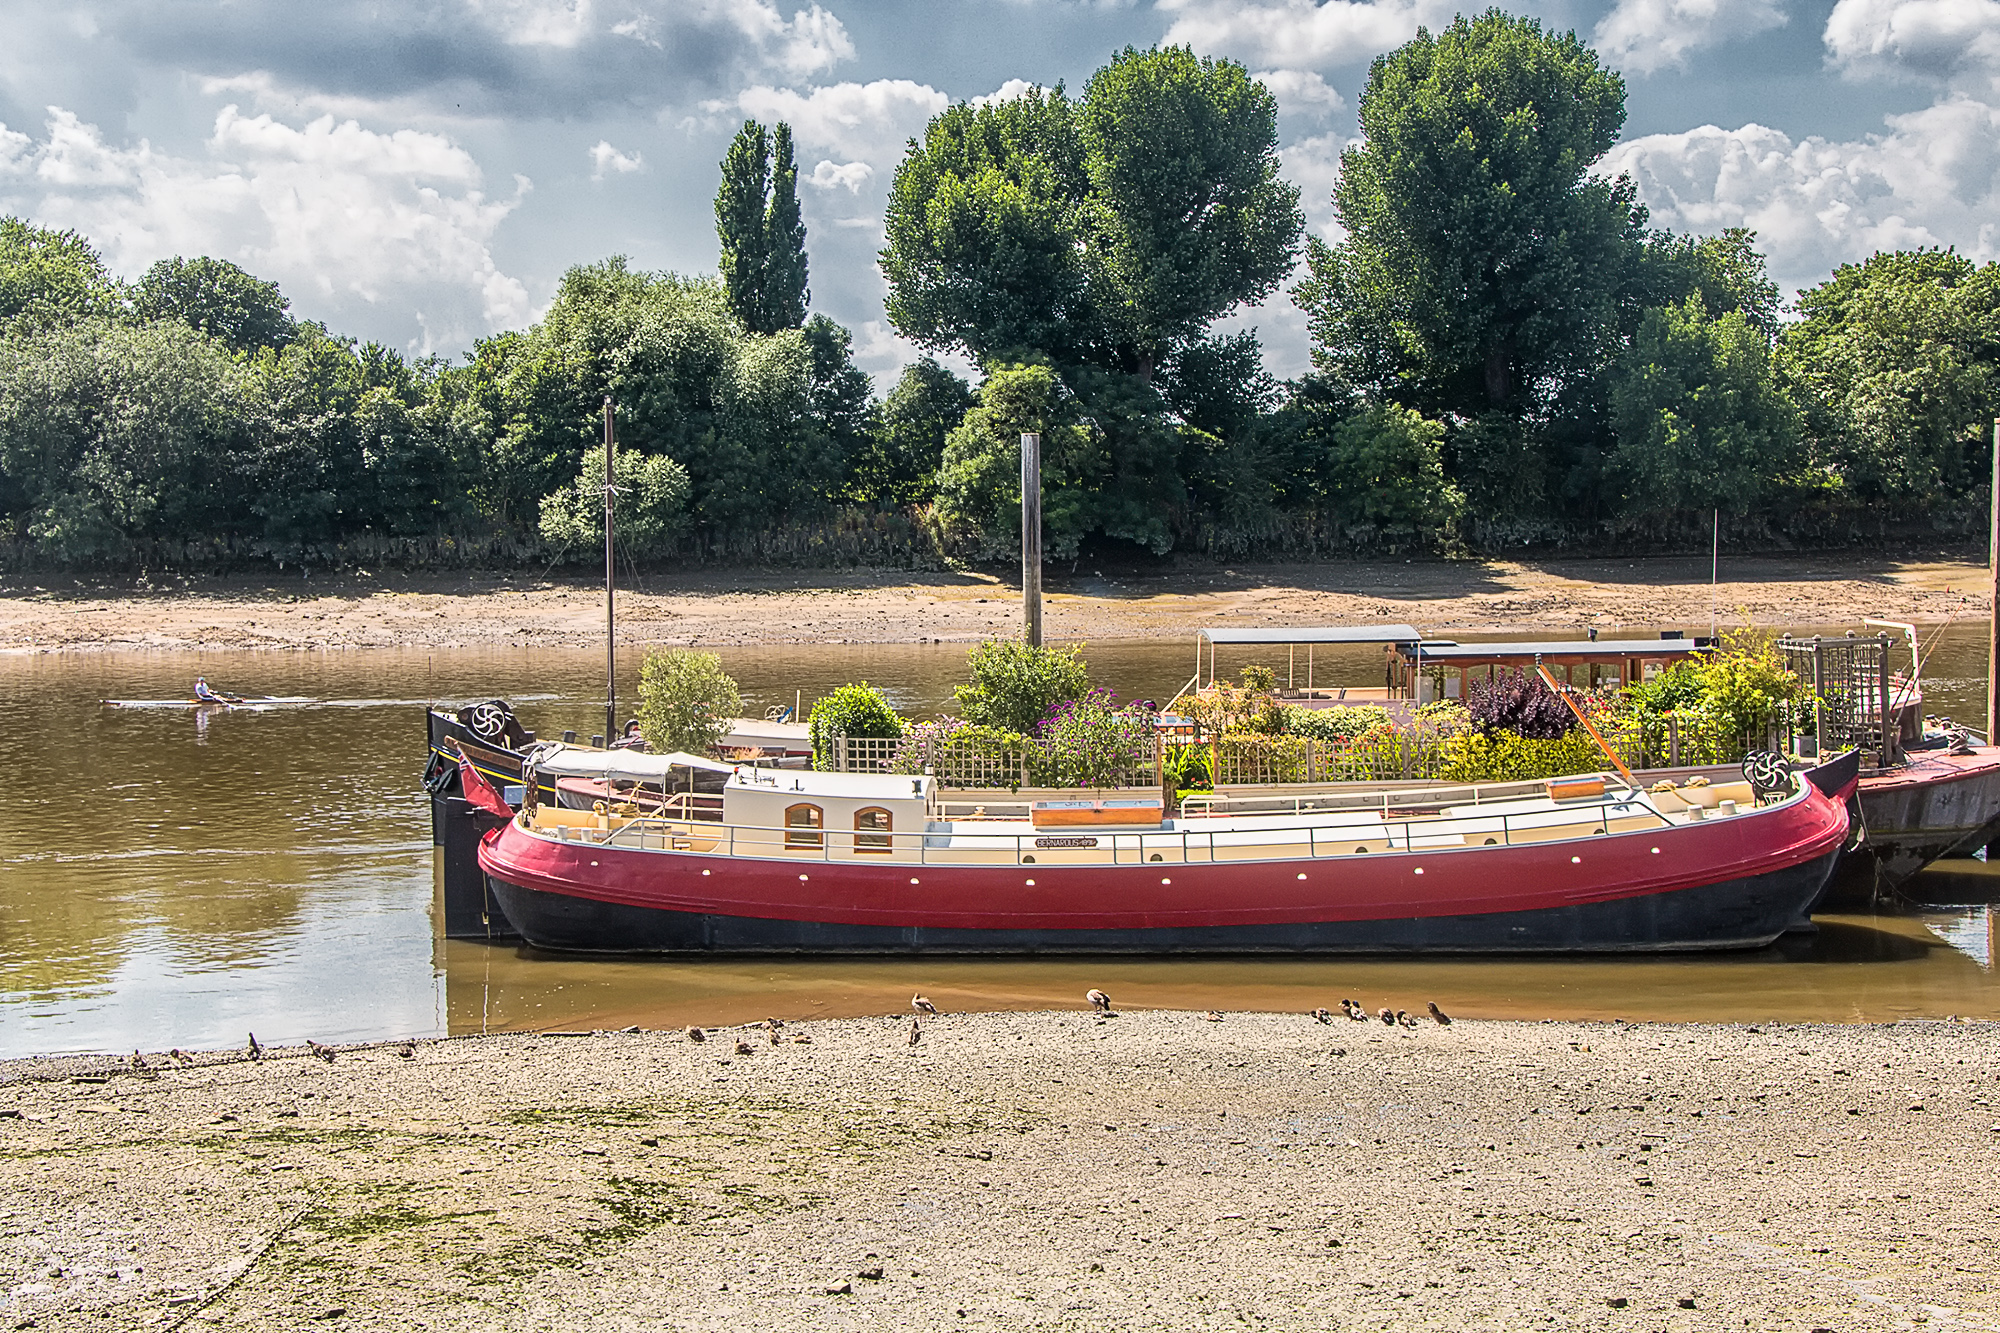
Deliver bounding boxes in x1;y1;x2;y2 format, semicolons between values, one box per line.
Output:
2;553;1988;652
5;1012;1996;1330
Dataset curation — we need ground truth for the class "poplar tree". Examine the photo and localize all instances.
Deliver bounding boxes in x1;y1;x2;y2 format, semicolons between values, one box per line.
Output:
761;123;810;331
714;119;810;334
715;121;770;332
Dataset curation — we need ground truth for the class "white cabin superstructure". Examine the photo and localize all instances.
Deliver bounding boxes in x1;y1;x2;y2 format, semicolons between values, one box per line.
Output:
721;768;938;861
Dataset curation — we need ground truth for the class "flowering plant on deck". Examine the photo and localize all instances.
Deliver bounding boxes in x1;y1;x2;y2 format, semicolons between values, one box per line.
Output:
1030;688;1155;789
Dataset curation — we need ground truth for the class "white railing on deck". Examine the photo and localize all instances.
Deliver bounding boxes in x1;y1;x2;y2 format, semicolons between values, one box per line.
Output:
535;787;1703;867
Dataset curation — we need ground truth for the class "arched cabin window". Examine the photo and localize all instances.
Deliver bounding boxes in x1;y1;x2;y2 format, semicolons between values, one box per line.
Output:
784;803;823;849
854;807;892;853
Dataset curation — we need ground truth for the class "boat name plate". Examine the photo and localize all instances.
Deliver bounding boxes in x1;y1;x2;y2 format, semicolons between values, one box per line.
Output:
1034;836;1099;849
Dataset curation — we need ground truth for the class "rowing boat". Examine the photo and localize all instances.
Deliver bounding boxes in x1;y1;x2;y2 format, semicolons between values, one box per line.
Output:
102;696;318;709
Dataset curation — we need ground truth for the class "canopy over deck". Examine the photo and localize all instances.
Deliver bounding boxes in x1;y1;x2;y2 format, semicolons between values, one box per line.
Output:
1393;635;1708;701
1197;625;1424;646
1411;637;1704;661
1178;625;1428;706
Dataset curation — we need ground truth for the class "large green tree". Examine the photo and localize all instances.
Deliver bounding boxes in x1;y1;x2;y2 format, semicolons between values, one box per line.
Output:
855;356;976;503
1779;249;2000;509
0;218;118;331
714;120;810;335
1608;297;1804;533
132;256;295;353
1296;11;1643;418
881;47;1301;379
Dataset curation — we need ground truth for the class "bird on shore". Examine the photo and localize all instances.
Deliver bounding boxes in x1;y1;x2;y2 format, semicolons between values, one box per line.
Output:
792;1032;813;1045
1428;1002;1452;1026
1087;989;1111;1013
308;1040;336;1064
246;1032;263;1061
908;1018;923;1047
130;1049;146;1071
766;1021;783;1046
1343;1000;1369;1022
1396;1010;1419;1029
170;1049;192;1066
1377;1008;1394;1026
396;1043;415;1060
734;1040;756;1056
686;1026;706;1043
913;993;939;1016
1312;1007;1333;1025
1203;1010;1224;1023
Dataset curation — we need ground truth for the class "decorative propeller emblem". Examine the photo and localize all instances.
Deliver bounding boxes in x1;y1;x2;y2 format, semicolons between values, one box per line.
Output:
467;703;507;739
1741;749;1790;796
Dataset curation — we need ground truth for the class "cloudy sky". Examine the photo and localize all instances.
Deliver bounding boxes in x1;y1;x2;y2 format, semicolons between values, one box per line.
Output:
0;0;1993;383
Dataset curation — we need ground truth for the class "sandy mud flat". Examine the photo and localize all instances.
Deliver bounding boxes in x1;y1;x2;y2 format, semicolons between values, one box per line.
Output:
0;554;1988;652
3;1012;1996;1330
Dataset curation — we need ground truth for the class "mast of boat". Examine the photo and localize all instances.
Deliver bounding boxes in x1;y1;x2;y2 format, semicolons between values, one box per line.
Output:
604;396;617;746
1022;432;1042;647
1989;417;1998;746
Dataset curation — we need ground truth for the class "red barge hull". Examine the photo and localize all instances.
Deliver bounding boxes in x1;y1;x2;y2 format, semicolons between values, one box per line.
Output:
477;779;1850;957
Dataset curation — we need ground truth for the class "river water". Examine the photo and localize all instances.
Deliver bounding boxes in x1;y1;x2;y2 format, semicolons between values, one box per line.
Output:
3;626;1997;1057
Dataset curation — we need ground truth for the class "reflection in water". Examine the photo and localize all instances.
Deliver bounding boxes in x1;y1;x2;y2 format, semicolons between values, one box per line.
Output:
432;912;2000;1035
2;627;1999;1057
1921;908;1995;970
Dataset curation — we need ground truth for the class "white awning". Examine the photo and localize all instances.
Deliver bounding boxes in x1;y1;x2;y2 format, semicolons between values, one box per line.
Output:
1198;625;1424;646
534;745;738;783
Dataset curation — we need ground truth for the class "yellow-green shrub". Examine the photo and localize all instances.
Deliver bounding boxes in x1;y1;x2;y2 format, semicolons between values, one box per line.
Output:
1439;728;1612;783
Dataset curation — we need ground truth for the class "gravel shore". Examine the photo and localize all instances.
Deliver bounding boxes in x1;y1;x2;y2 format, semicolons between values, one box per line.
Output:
0;554;1986;652
5;1013;1997;1330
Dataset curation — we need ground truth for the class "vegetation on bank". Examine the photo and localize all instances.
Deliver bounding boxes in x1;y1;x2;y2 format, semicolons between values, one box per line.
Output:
4;17;1997;573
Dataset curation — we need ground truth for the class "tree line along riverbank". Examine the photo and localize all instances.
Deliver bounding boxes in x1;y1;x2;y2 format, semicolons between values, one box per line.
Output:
2;1014;1994;1329
5;20;2000;577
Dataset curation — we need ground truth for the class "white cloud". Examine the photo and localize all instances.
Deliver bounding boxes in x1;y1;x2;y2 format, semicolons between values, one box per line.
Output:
1593;0;1788;75
588;139;643;179
1160;0;1455;71
1599;96;2000;299
846;316;976;384
725;0;856;79
1256;69;1345;118
1824;0;2000;86
808;158;872;191
1281;132;1350;239
728;78;948;169
0;105;531;351
970;78;1038;107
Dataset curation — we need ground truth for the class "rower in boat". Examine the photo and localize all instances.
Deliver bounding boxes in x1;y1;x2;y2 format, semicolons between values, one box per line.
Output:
193;676;241;705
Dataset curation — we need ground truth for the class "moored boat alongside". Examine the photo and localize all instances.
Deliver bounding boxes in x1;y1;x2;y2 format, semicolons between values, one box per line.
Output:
472;752;1857;956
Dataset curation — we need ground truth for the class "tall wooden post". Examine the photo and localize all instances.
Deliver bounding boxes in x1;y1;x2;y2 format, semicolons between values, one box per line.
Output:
1021;432;1042;647
1989;418;1999;745
604;396;617;746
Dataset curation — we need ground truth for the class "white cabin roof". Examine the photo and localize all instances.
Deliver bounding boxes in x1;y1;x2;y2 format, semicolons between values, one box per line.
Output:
726;768;935;801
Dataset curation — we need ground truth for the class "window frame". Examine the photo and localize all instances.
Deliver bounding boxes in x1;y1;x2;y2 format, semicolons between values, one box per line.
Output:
853;806;893;853
784;803;824;849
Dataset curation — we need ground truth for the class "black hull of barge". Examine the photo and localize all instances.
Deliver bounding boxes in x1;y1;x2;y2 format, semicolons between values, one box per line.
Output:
485;849;1838;956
